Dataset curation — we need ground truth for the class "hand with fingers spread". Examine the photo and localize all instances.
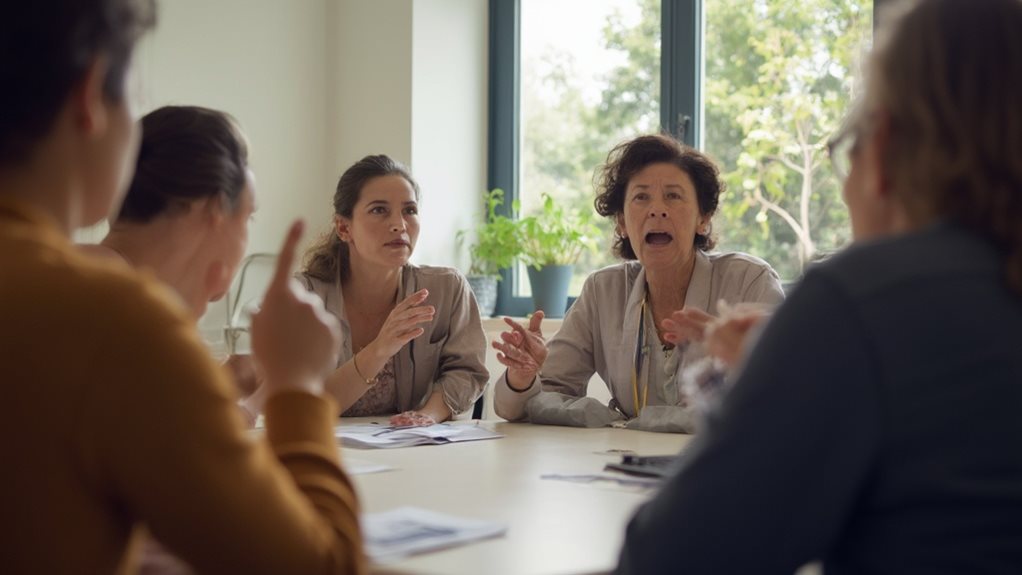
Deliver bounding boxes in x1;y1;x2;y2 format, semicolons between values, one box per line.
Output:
492;311;548;391
662;307;715;346
251;221;341;396
365;288;435;361
389;410;436;427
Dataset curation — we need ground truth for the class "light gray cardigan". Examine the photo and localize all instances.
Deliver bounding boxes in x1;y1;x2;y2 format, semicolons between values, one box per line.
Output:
298;264;488;415
494;251;784;431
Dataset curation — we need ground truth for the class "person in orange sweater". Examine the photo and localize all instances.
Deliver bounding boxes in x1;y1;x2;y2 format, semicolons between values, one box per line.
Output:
0;2;365;574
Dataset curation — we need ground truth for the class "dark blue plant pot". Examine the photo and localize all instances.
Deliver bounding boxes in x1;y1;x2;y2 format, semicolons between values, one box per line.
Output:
527;264;573;318
466;275;498;317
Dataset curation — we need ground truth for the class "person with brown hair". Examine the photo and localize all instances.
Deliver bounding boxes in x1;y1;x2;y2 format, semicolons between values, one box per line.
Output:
493;134;784;432
82;106;254;318
0;1;364;573
616;0;1022;572
299;154;488;426
80;105;263;404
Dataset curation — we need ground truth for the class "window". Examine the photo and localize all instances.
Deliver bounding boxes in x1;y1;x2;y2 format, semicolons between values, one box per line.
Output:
703;0;873;280
490;0;875;315
518;0;662;300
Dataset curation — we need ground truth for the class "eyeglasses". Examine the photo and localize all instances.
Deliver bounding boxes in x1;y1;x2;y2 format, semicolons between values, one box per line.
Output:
826;122;860;182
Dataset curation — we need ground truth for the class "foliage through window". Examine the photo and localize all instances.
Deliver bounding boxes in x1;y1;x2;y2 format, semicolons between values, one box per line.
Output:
705;0;873;279
512;0;872;302
519;0;661;296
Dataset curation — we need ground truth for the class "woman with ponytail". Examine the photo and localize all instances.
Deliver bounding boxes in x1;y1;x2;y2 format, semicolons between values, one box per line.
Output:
299;155;488;425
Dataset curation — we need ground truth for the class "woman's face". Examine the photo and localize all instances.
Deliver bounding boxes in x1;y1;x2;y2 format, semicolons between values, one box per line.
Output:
208;170;257;301
617;162;709;271
338;174;420;271
179;170;257;319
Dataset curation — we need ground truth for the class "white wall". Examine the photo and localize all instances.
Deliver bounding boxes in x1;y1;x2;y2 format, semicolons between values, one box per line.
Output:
410;0;489;270
328;0;414;173
128;0;488;347
141;0;334;256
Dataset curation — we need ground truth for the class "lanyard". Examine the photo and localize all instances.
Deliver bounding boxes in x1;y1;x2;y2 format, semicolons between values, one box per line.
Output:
631;294;650;416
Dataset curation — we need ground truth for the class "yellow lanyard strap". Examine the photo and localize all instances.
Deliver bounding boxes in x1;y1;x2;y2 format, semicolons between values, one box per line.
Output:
631;295;650;416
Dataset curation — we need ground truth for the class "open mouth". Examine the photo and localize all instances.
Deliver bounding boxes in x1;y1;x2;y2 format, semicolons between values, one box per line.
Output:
644;231;674;246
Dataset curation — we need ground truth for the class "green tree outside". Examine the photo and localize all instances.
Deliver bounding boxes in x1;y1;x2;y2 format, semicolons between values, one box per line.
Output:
520;0;872;285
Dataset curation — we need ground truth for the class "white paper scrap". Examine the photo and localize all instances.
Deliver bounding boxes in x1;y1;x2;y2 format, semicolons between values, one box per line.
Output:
363;507;507;563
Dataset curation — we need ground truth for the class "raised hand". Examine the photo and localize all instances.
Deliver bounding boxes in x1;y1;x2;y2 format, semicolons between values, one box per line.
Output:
662;307;714;345
250;221;341;395
367;289;435;360
492;311;548;391
704;304;771;366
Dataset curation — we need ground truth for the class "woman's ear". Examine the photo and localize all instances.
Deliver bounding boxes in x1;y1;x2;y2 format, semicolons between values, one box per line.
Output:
698;215;711;236
334;213;351;242
73;56;110;137
615;214;627;238
202;195;227;228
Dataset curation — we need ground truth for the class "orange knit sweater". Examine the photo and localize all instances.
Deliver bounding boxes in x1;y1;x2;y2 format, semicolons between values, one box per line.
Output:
0;198;365;575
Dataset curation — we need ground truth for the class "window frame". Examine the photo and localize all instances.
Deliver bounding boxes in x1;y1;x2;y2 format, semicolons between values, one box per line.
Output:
488;0;699;316
487;0;883;316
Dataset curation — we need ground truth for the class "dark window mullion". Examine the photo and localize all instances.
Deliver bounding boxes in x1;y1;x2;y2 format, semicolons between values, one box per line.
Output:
487;0;531;316
661;0;702;148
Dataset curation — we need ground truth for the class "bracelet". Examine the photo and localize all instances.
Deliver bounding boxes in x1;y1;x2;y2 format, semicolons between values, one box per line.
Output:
352;351;379;387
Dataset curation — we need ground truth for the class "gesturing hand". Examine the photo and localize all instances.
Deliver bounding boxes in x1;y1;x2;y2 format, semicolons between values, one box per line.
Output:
251;221;341;395
661;307;714;346
492;311;548;391
368;289;435;360
704;304;771;366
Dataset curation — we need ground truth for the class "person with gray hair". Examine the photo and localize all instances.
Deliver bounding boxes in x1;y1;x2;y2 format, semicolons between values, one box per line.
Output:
616;0;1022;572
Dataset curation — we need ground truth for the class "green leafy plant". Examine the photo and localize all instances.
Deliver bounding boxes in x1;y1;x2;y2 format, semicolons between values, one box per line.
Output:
518;192;599;269
457;188;523;278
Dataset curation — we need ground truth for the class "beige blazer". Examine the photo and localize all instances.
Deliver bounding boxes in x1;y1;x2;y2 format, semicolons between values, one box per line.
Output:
298;264;488;415
494;251;784;430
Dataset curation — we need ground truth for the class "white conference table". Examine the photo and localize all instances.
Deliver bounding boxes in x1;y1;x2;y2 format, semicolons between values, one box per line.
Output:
339;419;691;575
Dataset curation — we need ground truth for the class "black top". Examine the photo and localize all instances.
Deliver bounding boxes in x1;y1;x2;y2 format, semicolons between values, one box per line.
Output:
616;223;1022;575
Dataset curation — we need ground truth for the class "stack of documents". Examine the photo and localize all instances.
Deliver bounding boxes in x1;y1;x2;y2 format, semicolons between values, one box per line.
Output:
363;507;507;563
336;422;503;449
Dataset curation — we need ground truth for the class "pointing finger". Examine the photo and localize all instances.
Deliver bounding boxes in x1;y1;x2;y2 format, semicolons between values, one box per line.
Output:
269;220;304;291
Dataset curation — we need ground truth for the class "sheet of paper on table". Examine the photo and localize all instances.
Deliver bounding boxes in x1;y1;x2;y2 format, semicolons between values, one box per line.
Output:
342;457;394;475
336;422;503;449
363;507;508;563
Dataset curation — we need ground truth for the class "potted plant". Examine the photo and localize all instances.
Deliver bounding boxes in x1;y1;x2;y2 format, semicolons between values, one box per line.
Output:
456;189;522;317
518;192;599;318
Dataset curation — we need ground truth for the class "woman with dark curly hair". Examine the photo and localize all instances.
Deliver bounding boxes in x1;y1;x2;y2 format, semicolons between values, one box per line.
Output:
493;134;783;432
297;154;488;426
